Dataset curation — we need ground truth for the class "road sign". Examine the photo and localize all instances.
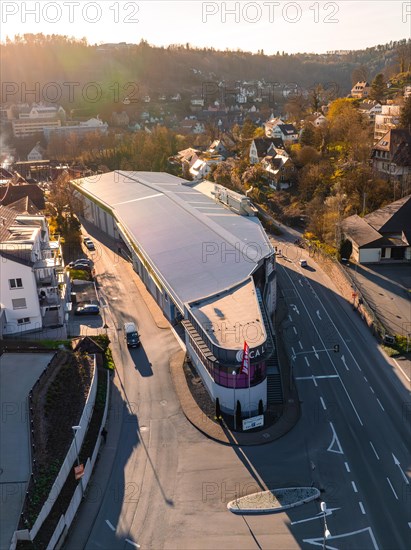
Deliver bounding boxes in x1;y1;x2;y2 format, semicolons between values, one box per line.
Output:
242;415;264;431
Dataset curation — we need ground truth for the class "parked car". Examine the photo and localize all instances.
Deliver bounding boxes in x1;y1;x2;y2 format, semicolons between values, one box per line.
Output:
74;304;100;316
299;259;308;267
83;236;92;243
69;259;93;268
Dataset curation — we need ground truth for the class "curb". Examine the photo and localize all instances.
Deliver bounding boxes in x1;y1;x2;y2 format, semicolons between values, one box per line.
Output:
227;487;320;515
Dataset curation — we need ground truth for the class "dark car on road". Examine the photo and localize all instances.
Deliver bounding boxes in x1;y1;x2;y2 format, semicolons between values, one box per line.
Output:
74;304;100;316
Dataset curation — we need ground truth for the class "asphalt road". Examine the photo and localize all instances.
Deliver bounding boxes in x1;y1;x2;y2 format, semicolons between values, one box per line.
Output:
65;224;410;550
272;239;411;550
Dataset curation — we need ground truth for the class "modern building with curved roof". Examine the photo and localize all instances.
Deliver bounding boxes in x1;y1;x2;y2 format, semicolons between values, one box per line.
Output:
71;171;281;416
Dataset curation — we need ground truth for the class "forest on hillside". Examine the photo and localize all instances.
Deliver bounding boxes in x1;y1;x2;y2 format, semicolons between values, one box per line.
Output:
1;34;410;109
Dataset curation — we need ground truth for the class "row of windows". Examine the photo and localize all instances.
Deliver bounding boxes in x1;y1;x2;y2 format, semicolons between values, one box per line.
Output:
17;317;30;325
9;278;23;289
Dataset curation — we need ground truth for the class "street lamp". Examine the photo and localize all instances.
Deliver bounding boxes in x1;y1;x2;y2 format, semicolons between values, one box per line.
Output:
232;370;237;431
320;501;331;549
72;425;81;467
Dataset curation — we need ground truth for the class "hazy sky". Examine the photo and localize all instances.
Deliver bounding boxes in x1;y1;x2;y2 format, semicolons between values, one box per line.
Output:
1;1;409;54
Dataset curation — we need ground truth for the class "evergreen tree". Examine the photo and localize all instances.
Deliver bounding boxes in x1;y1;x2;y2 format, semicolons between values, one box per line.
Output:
370;73;386;101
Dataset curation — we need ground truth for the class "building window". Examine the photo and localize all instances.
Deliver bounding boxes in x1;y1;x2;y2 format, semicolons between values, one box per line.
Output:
9;278;23;289
17;317;30;325
12;298;27;309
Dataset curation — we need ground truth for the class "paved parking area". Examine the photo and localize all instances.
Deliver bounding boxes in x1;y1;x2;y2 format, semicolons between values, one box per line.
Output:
0;352;54;550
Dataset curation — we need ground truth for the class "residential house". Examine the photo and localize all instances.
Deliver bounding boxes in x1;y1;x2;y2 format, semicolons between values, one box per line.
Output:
305;113;327;128
0;204;68;335
341;195;411;263
358;100;382;123
374;103;401;142
27;143;45;161
189;155;222;180
207;139;232;159
170;147;202;176
249;137;285;164
0;183;45;210
0;168;14;187
264;117;285;138
261;149;296;190
350;81;371;99
372;129;411;193
271;123;299;144
178;118;206;135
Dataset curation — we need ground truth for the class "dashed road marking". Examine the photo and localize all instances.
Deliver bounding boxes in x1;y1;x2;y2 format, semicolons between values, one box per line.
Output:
377;398;385;412
293;326;298;334
370;441;380;460
364;376;368;382
345;462;350;473
320;396;326;410
105;520;115;531
370;386;375;394
359;501;366;514
299;340;303;349
305;356;310;366
352;481;358;493
387;477;398;500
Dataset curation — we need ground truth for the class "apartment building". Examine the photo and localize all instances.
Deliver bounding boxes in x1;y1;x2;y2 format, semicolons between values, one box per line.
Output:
0;205;68;335
374;103;401;143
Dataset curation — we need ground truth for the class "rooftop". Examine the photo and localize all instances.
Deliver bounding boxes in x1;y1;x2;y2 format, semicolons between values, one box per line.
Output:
71;171;273;310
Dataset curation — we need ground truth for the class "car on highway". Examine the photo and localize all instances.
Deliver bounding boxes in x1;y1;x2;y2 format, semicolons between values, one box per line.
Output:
74;304;100;316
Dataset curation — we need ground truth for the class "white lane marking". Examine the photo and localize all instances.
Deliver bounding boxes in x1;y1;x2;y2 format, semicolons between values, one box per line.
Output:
303;527;379;550
328;422;344;454
341;355;349;371
316;310;322;320
305;356;310;366
299;340;303;350
312;346;319;359
291;346;296;356
392;453;410;485
370;441;380;460
377;398;385;411
291;507;340;525
352;481;358;493
312;375;318;387
290;304;300;315
392;357;411;383
125;540;140;549
105;520;116;531
387;477;399;499
299;278;303;287
359;501;366;515
370;386;375;394
293;326;298;334
345;462;350;473
280;266;363;425
288;314;293;322
295;375;340;380
320;396;327;410
408;522;411;529
364;376;368;382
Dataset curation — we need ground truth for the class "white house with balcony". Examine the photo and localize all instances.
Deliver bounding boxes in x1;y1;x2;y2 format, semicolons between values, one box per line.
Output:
0;205;68;336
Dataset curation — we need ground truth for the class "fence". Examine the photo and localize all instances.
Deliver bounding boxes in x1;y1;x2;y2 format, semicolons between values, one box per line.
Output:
10;355;98;549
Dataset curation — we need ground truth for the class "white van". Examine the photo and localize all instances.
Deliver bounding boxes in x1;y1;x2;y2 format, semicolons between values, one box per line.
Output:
124;322;140;348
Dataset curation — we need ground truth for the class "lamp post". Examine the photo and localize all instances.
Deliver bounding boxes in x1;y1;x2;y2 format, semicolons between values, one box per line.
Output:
232;370;237;431
72;425;81;467
320;501;331;549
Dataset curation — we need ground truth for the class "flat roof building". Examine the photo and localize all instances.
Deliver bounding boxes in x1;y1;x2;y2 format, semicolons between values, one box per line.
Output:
71;171;281;416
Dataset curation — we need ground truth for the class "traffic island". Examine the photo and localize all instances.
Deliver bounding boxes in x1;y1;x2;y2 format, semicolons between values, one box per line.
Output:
227;487;320;514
